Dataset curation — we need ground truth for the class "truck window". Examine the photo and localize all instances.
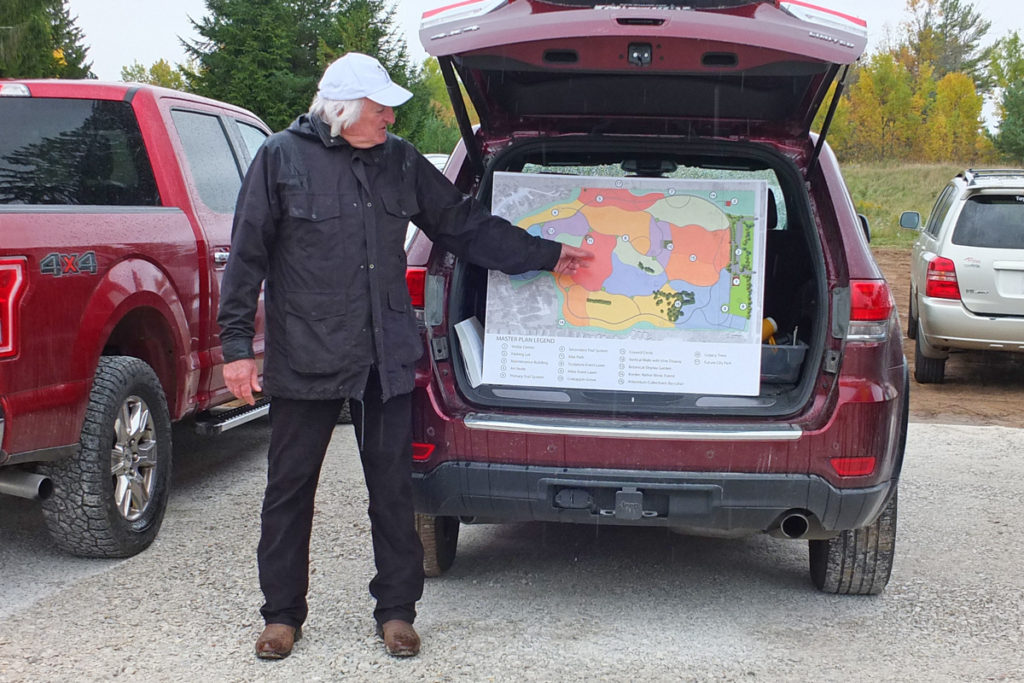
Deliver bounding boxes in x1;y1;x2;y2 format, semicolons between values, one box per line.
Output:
235;121;268;166
0;99;159;206
171;109;243;214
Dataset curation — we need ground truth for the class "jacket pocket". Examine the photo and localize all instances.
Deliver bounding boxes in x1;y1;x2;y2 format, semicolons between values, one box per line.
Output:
386;284;424;365
284;192;342;222
380;189;419;220
283;292;354;375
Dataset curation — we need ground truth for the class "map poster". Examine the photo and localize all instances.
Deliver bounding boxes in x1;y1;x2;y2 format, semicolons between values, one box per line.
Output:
481;172;769;396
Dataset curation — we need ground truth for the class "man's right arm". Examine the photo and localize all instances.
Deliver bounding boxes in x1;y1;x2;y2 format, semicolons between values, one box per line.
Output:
217;146;277;403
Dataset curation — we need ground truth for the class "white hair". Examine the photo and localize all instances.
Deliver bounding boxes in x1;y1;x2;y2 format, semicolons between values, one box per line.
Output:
309;95;365;138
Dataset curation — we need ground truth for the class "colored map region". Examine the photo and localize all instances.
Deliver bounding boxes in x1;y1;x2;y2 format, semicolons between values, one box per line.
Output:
496;176;761;336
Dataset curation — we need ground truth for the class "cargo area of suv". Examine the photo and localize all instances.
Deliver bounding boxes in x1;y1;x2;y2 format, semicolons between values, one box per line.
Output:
445;143;823;417
406;0;908;595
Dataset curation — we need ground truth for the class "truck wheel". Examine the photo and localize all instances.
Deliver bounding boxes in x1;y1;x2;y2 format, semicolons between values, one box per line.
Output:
906;292;918;340
416;513;459;577
40;356;172;558
809;490;897;595
914;335;946;383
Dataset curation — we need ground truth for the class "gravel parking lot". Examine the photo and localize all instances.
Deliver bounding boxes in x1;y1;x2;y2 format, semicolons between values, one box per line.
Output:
1;418;1022;682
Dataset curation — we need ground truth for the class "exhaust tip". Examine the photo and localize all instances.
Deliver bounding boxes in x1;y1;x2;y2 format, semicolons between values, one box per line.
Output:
0;471;54;501
779;512;810;539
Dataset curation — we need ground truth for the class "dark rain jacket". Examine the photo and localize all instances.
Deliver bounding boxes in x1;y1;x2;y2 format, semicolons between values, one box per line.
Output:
217;114;561;402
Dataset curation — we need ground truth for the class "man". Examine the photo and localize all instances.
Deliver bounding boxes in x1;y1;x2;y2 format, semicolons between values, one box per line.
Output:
217;52;591;660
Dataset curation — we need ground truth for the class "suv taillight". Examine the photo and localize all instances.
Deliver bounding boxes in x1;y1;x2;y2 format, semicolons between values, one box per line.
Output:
0;258;27;359
925;257;960;300
847;279;894;341
406;266;426;308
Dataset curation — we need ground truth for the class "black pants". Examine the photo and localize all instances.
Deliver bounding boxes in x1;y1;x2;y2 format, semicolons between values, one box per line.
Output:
257;368;424;628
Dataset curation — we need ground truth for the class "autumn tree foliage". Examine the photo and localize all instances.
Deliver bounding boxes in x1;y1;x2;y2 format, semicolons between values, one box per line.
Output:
120;59;187;91
819;0;1001;164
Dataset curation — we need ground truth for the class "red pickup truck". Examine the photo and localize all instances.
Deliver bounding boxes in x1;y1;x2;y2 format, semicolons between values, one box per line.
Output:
0;80;270;557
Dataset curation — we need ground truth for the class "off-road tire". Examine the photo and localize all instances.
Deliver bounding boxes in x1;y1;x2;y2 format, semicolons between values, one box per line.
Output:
914;335;946;383
906;291;918;340
416;513;460;577
39;356;172;558
809;490;897;595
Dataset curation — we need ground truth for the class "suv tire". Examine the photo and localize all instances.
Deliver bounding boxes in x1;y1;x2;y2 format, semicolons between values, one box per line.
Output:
40;356;172;558
906;292;918;340
914;335;946;383
416;513;460;577
809;490;897;595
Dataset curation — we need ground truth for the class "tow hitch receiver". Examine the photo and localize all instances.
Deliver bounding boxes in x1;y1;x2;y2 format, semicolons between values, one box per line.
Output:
600;487;655;521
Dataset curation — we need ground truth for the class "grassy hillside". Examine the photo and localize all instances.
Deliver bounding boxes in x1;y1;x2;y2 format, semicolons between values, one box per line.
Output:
842;163;964;247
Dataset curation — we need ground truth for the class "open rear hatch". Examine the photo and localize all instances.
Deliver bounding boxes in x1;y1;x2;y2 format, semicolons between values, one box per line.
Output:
421;0;866;165
418;0;866;418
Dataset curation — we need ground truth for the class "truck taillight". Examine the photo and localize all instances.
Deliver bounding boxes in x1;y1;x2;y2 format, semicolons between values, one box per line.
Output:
925;257;960;300
406;266;427;308
847;279;893;341
0;258;27;359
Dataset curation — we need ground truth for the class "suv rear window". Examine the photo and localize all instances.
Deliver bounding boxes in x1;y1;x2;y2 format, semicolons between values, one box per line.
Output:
0;98;159;206
952;194;1024;249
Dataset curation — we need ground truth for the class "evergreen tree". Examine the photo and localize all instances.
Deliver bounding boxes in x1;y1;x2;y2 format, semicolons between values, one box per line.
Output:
183;0;437;145
0;1;91;78
0;0;53;78
995;81;1024;164
47;0;92;78
902;0;993;91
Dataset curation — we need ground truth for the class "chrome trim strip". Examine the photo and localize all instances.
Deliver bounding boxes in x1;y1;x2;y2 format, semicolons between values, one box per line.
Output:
463;414;802;441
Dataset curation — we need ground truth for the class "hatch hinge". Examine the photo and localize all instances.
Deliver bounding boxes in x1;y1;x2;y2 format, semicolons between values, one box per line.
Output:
438;56;485;180
806;63;851;180
824;349;841;374
431;335;450;361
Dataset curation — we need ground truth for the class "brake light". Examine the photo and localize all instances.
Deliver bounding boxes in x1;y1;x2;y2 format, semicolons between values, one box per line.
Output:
406;266;426;308
830;456;876;477
411;442;435;461
847;279;893;341
925;257;960;300
0;258;27;358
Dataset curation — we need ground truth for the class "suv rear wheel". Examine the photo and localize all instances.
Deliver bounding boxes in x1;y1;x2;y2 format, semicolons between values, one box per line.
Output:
40;356;172;558
416;513;460;577
914;335;947;383
809;490;897;595
906;292;918;340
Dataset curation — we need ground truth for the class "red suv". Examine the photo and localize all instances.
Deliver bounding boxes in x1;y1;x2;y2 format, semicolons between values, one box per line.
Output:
405;0;908;595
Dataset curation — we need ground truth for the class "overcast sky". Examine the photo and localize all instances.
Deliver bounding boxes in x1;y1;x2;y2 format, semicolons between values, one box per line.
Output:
68;0;1023;81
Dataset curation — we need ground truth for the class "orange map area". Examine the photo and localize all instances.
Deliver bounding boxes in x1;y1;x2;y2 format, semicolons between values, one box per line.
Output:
665;224;733;287
578;187;662;212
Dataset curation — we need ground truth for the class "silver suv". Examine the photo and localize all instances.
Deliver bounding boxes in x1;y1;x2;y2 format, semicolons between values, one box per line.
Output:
901;169;1024;383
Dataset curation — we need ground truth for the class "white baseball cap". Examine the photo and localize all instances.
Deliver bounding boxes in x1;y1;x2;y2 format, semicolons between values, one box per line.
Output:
316;52;413;106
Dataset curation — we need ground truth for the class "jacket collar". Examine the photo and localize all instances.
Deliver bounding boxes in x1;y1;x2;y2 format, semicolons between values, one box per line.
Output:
289;114;387;164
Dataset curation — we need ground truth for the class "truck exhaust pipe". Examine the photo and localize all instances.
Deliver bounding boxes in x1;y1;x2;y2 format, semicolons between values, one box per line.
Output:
0;471;53;500
777;512;810;539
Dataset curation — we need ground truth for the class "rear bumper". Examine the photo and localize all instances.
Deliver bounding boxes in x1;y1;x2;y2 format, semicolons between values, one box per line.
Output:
412;462;894;537
921;298;1024;352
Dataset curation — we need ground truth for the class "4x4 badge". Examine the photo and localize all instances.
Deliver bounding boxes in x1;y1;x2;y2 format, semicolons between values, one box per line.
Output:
39;251;98;277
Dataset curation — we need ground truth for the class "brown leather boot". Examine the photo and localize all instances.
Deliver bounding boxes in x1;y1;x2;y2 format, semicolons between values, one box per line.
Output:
376;619;421;657
255;623;302;659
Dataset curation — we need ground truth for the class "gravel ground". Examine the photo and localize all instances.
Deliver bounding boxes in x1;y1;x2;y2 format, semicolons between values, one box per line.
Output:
1;420;1023;682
